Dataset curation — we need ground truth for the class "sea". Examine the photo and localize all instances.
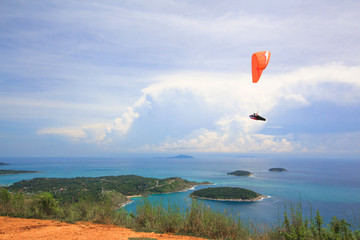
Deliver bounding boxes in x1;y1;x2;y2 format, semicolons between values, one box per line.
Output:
1;155;359;227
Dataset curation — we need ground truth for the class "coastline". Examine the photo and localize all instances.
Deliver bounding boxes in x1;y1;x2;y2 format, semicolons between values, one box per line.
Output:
121;195;142;208
120;183;209;207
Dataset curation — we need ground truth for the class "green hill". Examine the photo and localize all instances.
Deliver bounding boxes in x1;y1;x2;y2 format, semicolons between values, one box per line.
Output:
7;175;208;205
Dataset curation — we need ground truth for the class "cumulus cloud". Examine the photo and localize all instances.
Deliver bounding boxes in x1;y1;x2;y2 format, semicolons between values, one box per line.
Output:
37;62;360;153
37;107;138;143
153;130;297;153
113;107;139;135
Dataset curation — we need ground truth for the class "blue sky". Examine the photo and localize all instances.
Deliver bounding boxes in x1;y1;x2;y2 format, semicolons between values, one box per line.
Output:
1;0;360;157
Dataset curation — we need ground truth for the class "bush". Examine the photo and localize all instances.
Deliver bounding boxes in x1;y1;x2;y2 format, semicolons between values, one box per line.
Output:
0;188;28;217
0;188;12;214
30;192;60;218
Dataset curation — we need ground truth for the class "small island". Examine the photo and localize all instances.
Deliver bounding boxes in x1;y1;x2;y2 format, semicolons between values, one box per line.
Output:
171;154;194;158
227;170;252;177
191;187;266;202
0;162;10;165
269;168;287;172
0;170;40;175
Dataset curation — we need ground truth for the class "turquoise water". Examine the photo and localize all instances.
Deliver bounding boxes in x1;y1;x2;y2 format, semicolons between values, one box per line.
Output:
1;156;359;226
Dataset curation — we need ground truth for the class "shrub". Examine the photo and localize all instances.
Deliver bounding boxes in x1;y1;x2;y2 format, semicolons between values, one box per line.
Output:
0;188;12;214
30;192;60;218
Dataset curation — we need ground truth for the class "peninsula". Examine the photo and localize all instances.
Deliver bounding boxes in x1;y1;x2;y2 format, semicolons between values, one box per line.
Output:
190;187;266;202
0;170;40;175
269;168;287;172
7;175;210;206
0;162;10;165
227;170;252;177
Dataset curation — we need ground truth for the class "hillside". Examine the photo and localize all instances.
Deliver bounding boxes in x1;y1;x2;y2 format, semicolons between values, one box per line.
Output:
7;175;208;205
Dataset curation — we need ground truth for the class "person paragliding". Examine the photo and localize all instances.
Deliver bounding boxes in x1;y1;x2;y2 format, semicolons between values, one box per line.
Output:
249;51;270;121
249;113;266;121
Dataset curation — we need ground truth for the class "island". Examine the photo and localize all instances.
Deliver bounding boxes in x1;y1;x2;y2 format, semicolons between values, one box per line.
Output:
0;170;40;175
190;187;266;202
227;170;252;177
171;154;194;158
269;168;287;172
0;162;10;165
6;175;210;206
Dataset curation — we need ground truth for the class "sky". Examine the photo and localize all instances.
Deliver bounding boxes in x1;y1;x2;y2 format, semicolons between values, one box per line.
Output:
1;0;360;157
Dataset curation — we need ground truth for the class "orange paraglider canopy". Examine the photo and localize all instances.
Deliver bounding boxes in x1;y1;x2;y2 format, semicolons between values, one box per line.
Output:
252;51;271;83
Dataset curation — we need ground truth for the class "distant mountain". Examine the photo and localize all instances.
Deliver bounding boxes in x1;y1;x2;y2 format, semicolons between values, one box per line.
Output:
171;154;194;158
0;162;10;165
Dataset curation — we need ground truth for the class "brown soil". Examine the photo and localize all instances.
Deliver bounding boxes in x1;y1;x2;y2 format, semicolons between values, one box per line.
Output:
0;216;207;240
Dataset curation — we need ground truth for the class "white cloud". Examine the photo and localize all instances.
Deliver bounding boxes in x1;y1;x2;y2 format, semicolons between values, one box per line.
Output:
36;62;360;153
37;108;138;143
153;130;297;153
110;107;140;139
82;123;113;143
37;127;86;140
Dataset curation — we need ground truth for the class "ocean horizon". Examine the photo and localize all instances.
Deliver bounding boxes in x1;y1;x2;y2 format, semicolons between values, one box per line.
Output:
1;155;359;226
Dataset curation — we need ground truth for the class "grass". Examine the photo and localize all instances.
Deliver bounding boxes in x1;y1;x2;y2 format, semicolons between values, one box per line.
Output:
1;187;359;239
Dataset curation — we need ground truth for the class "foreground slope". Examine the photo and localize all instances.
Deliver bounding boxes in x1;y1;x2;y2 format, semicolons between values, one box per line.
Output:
0;216;206;240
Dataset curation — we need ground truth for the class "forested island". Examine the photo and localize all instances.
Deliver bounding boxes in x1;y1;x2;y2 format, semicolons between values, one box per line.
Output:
190;187;265;201
227;170;252;177
6;175;210;206
171;154;194;158
154;154;194;159
0;162;40;175
0;170;40;175
269;168;287;172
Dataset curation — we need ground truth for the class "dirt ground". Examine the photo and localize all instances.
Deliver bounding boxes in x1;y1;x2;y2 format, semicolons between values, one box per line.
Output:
0;217;207;240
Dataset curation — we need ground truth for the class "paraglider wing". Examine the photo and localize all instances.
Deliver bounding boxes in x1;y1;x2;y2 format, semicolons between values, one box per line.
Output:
252;51;271;83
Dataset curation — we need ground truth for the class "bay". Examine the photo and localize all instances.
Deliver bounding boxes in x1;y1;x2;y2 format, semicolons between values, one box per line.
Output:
0;156;359;226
